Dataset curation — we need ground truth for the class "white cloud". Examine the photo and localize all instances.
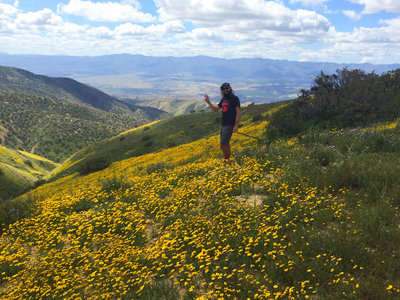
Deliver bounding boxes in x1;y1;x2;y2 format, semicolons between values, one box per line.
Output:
0;2;18;18
290;0;329;7
297;15;400;63
327;17;400;44
1;0;400;64
299;40;400;64
87;26;114;38
155;0;331;40
114;23;146;36
342;10;361;20
16;8;62;26
58;0;156;22
348;0;400;14
0;2;19;32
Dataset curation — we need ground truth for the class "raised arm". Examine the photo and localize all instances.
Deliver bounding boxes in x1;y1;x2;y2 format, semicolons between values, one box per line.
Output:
204;95;220;112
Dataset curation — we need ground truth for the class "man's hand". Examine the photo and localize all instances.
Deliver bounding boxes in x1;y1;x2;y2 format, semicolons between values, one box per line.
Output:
205;95;220;112
233;123;239;133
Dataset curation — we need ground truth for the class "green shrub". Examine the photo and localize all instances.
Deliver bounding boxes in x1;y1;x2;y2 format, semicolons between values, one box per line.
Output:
142;135;151;141
101;175;131;193
78;157;111;175
0;196;36;232
266;68;400;140
251;113;263;122
24;160;33;168
356;202;399;247
144;140;153;147
146;162;166;174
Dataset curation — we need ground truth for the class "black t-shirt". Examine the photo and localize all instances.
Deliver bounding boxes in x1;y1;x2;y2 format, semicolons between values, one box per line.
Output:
218;94;240;126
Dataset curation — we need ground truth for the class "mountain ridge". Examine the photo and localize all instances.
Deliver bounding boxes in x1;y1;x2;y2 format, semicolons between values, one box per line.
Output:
0;66;169;163
1;53;399;78
0;65;168;117
2;54;399;103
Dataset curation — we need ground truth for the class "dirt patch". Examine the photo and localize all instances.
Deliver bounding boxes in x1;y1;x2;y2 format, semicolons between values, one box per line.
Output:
236;194;264;207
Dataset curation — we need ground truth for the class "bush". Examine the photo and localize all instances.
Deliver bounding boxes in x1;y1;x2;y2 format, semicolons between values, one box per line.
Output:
78;157;111;175
101;176;131;193
34;179;46;188
24;160;33;168
0;196;36;232
252;113;263;122
142;135;151;141
146;162;166;174
266;68;400;140
144;140;153;147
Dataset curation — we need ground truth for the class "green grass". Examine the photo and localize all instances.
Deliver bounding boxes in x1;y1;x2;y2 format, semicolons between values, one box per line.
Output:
0;145;59;201
1;111;400;298
47;102;282;181
250;121;400;298
0;91;150;162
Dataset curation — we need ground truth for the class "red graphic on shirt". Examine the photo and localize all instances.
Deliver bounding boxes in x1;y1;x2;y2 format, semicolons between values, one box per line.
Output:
222;100;229;112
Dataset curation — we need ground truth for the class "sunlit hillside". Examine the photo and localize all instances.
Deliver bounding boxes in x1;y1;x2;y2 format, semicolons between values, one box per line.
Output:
1;117;400;299
46;102;283;182
0;145;58;201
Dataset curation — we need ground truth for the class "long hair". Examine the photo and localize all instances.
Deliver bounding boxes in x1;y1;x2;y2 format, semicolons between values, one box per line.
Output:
220;87;235;97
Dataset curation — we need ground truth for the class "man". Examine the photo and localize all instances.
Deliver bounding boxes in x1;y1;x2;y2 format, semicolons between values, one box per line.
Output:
204;82;241;163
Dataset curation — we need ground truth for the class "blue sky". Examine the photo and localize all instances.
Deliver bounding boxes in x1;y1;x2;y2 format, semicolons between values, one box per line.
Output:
1;0;400;63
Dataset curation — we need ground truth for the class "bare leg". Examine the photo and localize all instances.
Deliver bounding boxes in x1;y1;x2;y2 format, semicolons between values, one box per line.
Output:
220;143;231;161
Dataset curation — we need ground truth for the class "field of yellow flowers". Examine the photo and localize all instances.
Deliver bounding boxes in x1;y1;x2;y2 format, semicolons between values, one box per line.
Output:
1;121;400;299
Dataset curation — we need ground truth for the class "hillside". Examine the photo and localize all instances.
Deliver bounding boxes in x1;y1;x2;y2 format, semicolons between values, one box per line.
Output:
46;102;284;181
0;145;58;201
1;115;400;298
0;65;167;117
0;66;169;162
0;91;146;162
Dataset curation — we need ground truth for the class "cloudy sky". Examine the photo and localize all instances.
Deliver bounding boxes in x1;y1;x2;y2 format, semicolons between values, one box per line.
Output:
1;0;400;64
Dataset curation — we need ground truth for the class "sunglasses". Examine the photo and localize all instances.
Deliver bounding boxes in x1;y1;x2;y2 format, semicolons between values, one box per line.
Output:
221;87;230;91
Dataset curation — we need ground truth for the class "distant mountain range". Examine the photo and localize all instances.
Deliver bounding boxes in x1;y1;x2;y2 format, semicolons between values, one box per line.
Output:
1;53;400;103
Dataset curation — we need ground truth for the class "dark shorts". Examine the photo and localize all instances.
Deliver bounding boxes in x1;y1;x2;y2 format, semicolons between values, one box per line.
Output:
220;125;233;145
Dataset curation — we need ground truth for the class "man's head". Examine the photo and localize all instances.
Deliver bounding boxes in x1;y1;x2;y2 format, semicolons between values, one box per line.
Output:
220;82;232;95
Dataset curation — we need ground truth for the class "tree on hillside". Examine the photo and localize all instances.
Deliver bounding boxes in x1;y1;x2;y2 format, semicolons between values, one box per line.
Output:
266;68;400;139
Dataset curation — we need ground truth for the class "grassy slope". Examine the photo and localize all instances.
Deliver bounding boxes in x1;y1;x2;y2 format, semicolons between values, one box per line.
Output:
0;91;155;162
0;145;58;200
0;65;167;116
1;102;400;298
47;102;283;181
0;65;169;163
